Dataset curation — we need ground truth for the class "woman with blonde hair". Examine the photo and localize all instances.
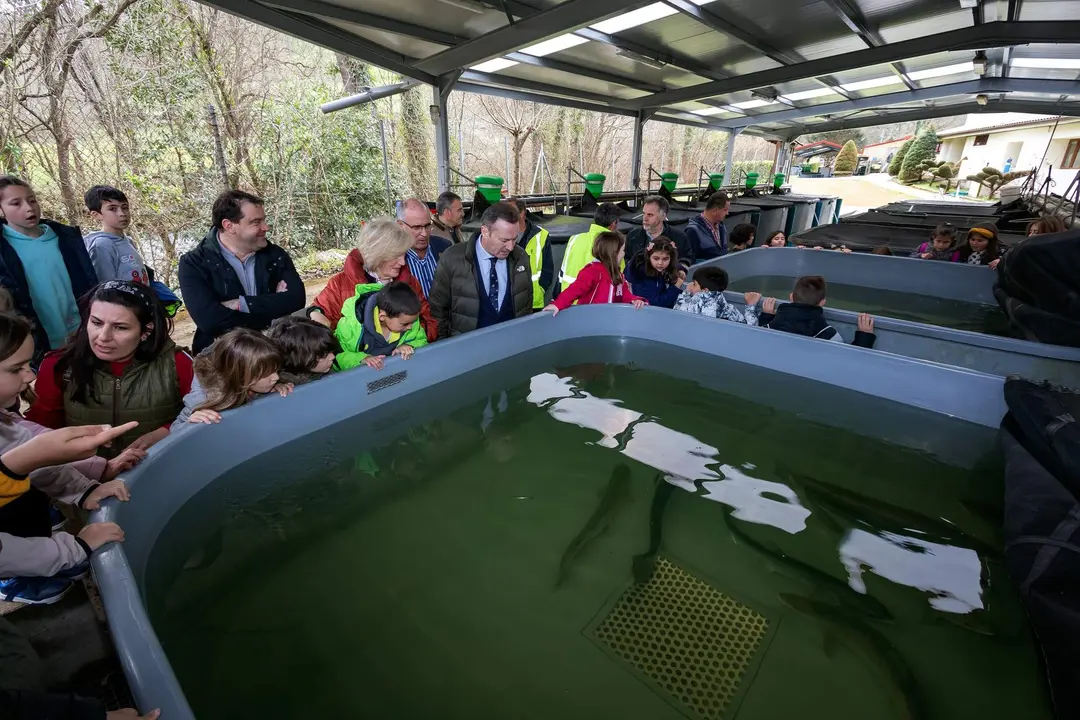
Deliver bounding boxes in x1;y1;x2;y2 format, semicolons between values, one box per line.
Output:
307;217;436;340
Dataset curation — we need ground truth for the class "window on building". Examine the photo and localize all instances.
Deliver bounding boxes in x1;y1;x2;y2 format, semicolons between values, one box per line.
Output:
1064;139;1080;170
973;134;989;147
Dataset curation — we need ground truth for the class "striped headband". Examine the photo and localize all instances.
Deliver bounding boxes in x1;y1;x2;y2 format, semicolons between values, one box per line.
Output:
969;227;995;239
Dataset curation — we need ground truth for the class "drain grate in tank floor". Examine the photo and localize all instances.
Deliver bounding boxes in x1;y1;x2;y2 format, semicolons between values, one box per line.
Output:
590;557;769;720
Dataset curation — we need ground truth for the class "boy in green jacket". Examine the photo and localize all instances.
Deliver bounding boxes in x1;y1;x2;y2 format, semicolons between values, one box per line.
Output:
335;281;428;370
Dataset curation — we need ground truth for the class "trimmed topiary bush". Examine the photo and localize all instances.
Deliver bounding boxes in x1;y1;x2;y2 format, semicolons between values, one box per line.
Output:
899;128;939;183
966;166;1032;198
888;139;913;177
833;139;859;176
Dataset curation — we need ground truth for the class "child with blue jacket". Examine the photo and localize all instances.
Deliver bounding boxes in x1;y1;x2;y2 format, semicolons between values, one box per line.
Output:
624;238;684;309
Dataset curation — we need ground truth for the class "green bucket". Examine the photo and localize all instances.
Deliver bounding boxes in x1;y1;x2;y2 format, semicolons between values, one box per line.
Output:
584;173;606;197
708;173;724;192
745;172;759;190
773;173;785;189
475;175;504;203
660;172;679;193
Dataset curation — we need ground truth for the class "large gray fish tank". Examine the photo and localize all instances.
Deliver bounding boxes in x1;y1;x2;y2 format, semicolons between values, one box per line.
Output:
92;305;1054;719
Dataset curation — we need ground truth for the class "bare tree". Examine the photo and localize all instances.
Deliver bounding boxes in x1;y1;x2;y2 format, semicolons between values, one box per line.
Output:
476;96;549;194
10;0;138;219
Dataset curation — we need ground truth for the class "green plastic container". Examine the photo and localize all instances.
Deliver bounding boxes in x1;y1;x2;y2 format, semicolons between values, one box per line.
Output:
475;175;504;203
773;173;785;189
584;173;606;197
708;172;724;192
745;172;759;190
660;172;679;193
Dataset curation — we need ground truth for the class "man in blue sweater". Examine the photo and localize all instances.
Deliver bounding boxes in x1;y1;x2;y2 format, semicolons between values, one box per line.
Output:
685;191;731;260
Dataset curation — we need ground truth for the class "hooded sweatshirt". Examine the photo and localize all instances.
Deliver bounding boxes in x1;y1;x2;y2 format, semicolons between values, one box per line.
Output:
334;283;429;370
759;303;876;348
0;420;98;578
674;289;759;325
84;231;149;284
310;249;436;341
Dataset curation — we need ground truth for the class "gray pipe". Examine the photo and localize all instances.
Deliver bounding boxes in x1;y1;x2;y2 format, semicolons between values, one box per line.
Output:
320;80;420;114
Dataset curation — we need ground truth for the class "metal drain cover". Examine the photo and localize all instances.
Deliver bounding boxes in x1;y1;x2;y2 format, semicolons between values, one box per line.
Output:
589;557;769;719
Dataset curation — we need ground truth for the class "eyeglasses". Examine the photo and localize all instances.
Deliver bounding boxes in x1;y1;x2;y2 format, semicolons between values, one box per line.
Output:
401;221;433;232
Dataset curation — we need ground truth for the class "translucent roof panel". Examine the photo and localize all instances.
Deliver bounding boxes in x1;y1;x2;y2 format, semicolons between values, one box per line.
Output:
207;0;1080;138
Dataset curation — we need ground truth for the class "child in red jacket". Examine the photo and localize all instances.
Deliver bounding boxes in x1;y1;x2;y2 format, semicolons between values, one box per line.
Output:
546;231;646;315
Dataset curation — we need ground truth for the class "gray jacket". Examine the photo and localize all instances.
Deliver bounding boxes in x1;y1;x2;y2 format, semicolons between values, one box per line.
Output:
172;375;206;430
0;421;98;577
84;231;149;284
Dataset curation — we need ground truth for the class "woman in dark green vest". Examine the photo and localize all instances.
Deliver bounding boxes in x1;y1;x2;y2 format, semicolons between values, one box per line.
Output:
26;281;194;456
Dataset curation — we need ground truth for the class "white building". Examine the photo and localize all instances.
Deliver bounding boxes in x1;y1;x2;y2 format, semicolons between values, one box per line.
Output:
937;114;1080;196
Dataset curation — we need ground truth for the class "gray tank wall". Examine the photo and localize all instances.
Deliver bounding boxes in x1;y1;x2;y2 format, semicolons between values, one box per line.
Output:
721;292;1080;387
693;246;998;303
91;306;1011;720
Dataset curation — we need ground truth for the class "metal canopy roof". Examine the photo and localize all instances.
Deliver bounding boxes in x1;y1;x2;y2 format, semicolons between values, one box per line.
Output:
202;0;1080;187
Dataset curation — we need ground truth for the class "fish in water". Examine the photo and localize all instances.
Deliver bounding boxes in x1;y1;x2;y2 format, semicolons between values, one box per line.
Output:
779;592;924;720
777;463;998;556
721;500;894;623
554;463;632;588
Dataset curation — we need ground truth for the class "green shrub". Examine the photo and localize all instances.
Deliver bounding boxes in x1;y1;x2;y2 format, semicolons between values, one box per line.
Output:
966;167;1031;198
899;128;939;183
887;139;913;177
833;140;859;175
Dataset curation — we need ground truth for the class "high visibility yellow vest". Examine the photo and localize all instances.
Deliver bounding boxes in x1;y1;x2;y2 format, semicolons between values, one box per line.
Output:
525;226;549;309
560;224;607;291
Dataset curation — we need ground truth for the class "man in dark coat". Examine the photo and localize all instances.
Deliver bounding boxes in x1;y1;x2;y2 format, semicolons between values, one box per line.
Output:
428;201;532;339
178;190;304;353
625;195;693;265
685;191;731;261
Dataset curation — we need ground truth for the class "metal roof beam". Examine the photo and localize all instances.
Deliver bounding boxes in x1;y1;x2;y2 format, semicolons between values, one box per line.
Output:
413;0;645;75
662;0;800;66
455;80;784;138
456;81;638;117
460;70;639;109
258;0;465;45
820;0;884;46
785;99;1080;136
204;0;437;83
488;0;734;81
505;51;665;93
629;20;1080;108
572;27;729;82
727;77;1080;128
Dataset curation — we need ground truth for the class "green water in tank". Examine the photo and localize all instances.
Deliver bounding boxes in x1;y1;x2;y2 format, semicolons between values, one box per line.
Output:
147;350;1047;720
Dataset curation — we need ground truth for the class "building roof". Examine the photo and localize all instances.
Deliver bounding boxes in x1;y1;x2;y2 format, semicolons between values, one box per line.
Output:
794;140;841;152
863;136;913;149
794;141;842;159
197;0;1080;143
937;113;1080;138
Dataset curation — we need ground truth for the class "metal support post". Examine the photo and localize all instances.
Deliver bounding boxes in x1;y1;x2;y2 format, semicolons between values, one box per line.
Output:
630;110;654;191
720;127;743;187
432;71;460;193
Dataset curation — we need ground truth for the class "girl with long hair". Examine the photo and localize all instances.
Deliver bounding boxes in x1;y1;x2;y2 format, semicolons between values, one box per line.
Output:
546;232;647;315
956;224;1003;267
174;328;291;427
624;238;683;309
